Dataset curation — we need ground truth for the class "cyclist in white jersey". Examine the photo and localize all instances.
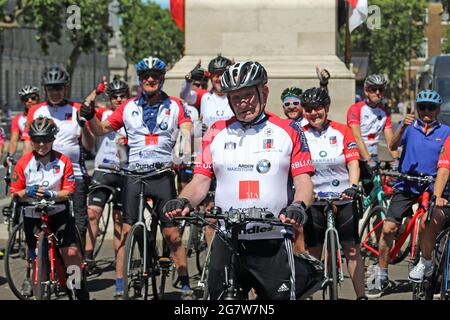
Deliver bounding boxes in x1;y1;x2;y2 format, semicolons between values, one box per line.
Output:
81;56;195;299
179;61;209;110
25;66;95;241
4;85;38;167
84;79;129;299
165;61;323;300
301;87;366;299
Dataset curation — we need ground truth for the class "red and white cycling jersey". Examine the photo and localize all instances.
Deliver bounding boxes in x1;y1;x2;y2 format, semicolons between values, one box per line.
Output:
26;101;87;177
179;80;207;110
438;136;450;170
11;112;27;140
302;121;360;194
200;91;234;129
194;112;314;240
10;151;75;214
347;101;392;158
0;127;4;146
94;108;127;169
107;95;191;170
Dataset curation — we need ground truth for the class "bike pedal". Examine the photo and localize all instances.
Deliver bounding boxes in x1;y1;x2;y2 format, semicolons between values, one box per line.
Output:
158;257;172;271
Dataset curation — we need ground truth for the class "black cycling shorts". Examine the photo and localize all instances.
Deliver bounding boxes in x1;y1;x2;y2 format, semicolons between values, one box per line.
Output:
122;170;177;227
207;237;323;300
88;170;123;209
385;190;421;224
73;178;88;238
23;207;78;251
304;202;359;247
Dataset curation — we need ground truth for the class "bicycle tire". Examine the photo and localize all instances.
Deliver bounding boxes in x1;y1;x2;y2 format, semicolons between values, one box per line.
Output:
94;202;112;259
36;232;50;300
440;235;450;300
4;221;31;300
359;205;386;265
123;224;158;300
326;232;339;300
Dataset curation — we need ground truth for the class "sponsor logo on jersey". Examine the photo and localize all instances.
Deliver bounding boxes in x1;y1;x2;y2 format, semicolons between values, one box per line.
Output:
319;150;327;158
263;138;274;149
224;142;236;150
53;165;60;174
159;122;168;130
347;142;358;149
42;181;50;187
165;109;170;116
241;225;274;235
67;175;75;182
332;179;340;187
65;113;72;121
227;164;254;172
132;110;139;117
377;115;382;121
239;180;260;200
139;150;155;159
329;136;337;145
367;133;376;141
145;134;159;145
216;110;224;117
437;138;442;141
291;160;312;169
264;127;273;136
256;159;271;174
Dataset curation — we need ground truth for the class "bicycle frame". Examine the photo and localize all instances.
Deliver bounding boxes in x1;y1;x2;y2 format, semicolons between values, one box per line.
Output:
362;191;431;261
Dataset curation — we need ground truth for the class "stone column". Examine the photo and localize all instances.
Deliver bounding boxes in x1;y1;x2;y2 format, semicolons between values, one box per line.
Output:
164;0;355;123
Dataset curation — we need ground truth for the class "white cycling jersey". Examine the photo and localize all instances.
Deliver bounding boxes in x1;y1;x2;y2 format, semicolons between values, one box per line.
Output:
347;100;392;159
94;108;128;170
27;101;87;177
302;120;360;194
194;112;314;241
107;93;191;170
200;91;234;129
11;112;27;139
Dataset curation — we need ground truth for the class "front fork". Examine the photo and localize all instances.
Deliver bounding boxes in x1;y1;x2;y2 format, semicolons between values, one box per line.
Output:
323;208;344;285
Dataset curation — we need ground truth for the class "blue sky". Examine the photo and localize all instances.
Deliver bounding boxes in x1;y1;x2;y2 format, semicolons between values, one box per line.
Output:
148;0;169;9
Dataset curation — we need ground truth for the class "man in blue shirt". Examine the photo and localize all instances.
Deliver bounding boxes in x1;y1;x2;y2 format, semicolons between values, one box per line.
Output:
367;89;450;298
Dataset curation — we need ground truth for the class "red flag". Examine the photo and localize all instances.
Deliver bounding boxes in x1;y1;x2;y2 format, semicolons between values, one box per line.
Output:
170;0;184;31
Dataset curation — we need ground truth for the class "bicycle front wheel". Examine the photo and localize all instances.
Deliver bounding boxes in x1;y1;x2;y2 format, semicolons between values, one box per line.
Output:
325;232;339;300
4;221;31;300
94;202;112;259
36;233;50;300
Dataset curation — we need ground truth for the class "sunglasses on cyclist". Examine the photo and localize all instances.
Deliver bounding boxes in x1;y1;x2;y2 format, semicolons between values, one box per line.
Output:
367;86;385;94
192;82;203;87
31;137;54;144
138;71;163;81
303;105;326;113
21;94;39;102
417;103;439;112
46;85;65;92
283;101;301;108
111;94;127;100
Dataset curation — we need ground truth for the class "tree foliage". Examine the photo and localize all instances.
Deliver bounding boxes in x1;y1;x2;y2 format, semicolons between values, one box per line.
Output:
118;0;184;68
341;0;427;101
0;1;112;96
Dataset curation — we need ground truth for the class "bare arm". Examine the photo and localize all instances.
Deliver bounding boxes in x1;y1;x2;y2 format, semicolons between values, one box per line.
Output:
389;124;407;151
347;159;360;185
22;140;32;154
87;116;114;136
179;122;193;163
179;174;212;207
293;173;314;206
180;80;198;105
81;126;95;151
8;131;19;155
384;127;399;158
349;124;371;161
434;167;449;198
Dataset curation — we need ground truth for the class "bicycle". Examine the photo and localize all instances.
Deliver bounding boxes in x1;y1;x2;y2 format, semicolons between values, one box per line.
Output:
174;207;324;300
2;160;22;237
98;164;173;300
362;173;435;270
412;195;450;300
28;199;87;300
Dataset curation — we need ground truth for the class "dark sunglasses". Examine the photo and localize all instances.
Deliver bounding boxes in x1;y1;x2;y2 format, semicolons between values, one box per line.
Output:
31;137;54;144
367;86;385;93
46;85;64;92
21;94;39;102
303;105;326;113
138;71;163;81
111;94;127;100
192;82;203;87
283;101;301;108
417;103;438;112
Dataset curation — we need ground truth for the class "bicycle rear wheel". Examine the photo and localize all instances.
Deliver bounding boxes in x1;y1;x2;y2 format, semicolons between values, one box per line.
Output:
324;232;339;300
359;205;385;266
94;202;111;259
4;221;31;300
123;224;158;300
36;233;50;300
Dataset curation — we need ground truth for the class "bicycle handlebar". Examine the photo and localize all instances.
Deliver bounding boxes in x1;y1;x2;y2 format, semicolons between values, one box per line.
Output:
28;199;57;210
382;172;434;184
426;195;450;225
97;163;173;179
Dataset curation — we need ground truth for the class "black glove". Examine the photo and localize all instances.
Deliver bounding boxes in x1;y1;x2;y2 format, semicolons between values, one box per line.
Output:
163;197;193;216
80;100;96;121
186;64;207;82
342;184;360;199
201;123;208;136
283;201;308;225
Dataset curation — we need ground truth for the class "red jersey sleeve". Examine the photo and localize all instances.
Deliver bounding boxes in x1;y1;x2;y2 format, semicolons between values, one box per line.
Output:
10;153;31;193
171;97;192;126
24;103;44;141
347;102;363;126
194;89;207;109
11;114;20;134
342;126;360;163
384;113;393;129
95;108;108;120
438;136;450;170
107;102;126;131
289;123;315;177
60;154;76;192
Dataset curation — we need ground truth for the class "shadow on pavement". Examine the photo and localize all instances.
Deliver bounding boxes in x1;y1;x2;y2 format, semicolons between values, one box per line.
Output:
87;278;115;293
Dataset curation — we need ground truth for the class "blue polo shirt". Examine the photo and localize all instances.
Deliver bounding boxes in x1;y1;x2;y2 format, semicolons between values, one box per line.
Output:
136;90;172;133
395;119;450;194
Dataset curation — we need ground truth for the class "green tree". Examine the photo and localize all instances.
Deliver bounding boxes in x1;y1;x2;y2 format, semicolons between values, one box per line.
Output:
118;0;184;71
0;1;112;96
341;0;427;101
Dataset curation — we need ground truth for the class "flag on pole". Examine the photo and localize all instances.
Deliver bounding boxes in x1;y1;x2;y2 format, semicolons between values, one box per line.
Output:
170;0;184;31
346;0;368;33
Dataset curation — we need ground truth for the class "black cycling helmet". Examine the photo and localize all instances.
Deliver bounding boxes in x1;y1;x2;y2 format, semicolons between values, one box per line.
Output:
301;87;331;109
105;79;130;96
364;74;387;88
29;117;59;141
281;86;303;101
41;67;70;86
221;61;268;93
208;54;232;74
